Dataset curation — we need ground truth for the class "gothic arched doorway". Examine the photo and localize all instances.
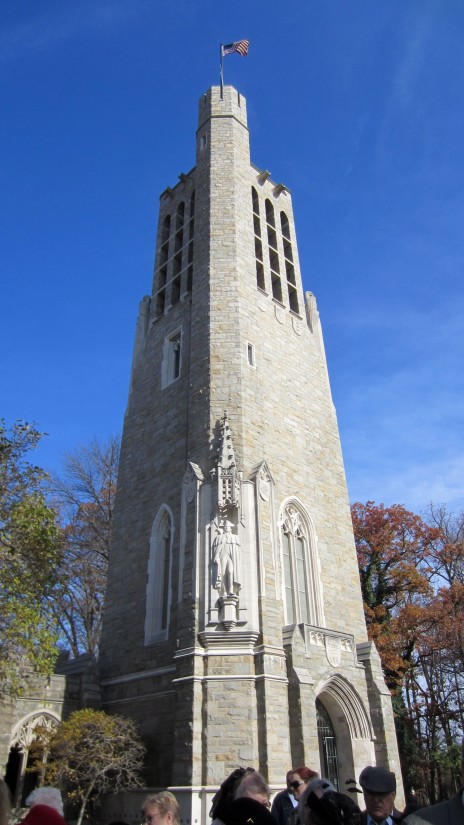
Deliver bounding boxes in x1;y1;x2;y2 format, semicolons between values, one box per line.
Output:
5;711;60;808
316;698;339;790
316;674;375;792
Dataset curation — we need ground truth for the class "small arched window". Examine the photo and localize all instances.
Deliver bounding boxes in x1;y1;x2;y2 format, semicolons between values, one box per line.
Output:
145;506;173;643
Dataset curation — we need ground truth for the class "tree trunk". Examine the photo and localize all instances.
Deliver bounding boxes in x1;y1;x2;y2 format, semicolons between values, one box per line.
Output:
76;782;95;825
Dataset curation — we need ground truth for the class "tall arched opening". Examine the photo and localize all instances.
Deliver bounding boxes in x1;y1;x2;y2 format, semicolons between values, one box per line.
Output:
317;675;375;789
5;711;60;807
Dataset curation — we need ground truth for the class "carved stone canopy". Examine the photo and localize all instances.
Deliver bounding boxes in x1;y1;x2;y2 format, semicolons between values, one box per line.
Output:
217;411;240;513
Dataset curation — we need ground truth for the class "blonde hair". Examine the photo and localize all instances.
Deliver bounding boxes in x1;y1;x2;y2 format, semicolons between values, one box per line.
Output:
141;791;180;824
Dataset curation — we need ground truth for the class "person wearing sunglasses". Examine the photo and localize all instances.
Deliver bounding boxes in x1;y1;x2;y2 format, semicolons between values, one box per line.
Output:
287;767;319;825
271;770;300;825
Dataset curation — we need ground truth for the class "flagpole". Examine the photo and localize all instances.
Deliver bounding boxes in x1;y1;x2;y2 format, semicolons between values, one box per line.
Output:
220;43;224;99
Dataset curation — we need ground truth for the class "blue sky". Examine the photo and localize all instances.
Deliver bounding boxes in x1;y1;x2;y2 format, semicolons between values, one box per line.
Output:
2;0;463;515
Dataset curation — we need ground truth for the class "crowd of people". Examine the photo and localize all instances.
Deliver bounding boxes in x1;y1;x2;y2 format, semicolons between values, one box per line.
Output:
1;746;463;825
209;764;382;825
209;756;464;825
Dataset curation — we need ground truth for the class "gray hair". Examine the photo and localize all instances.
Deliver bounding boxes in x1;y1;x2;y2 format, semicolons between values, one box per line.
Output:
235;771;270;801
25;787;64;815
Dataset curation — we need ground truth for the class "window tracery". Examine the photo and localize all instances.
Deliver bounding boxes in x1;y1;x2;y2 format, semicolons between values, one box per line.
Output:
279;500;324;626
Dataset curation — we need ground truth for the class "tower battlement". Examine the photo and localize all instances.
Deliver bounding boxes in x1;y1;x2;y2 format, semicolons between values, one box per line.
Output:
198;85;248;131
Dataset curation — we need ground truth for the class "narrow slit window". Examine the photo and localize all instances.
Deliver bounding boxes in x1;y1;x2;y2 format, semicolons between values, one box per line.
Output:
247;343;256;367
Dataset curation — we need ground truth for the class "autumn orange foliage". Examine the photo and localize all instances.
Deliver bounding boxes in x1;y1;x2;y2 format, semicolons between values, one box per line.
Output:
351;501;464;801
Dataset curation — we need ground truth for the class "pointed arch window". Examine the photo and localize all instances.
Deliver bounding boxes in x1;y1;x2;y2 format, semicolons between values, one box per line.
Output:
279;501;325;627
281;505;309;624
145;507;173;643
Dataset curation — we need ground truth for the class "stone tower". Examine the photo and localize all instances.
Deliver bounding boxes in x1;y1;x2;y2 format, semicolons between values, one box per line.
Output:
99;86;403;821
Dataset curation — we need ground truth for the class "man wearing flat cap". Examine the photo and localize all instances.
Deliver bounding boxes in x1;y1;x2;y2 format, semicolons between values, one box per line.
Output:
359;766;402;825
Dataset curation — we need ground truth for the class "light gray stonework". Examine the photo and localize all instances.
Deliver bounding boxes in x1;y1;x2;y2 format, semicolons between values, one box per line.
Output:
0;655;99;808
98;86;404;822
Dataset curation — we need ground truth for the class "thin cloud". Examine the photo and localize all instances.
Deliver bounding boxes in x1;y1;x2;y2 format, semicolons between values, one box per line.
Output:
0;0;152;61
375;0;438;161
391;10;433;108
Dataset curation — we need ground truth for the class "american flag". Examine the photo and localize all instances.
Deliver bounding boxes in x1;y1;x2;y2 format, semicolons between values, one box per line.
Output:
222;40;250;58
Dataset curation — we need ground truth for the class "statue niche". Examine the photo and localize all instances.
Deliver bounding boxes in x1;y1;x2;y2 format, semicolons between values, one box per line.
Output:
210;411;243;630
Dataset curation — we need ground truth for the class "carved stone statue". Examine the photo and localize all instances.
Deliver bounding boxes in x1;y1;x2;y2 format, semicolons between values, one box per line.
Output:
213;520;241;596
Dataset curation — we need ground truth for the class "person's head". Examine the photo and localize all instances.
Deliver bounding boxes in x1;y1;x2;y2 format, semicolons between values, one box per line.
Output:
359;766;396;824
141;792;180;825
289;767;319;802
209;767;255;820
235;771;271;808
300;786;361;825
25;787;64;815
